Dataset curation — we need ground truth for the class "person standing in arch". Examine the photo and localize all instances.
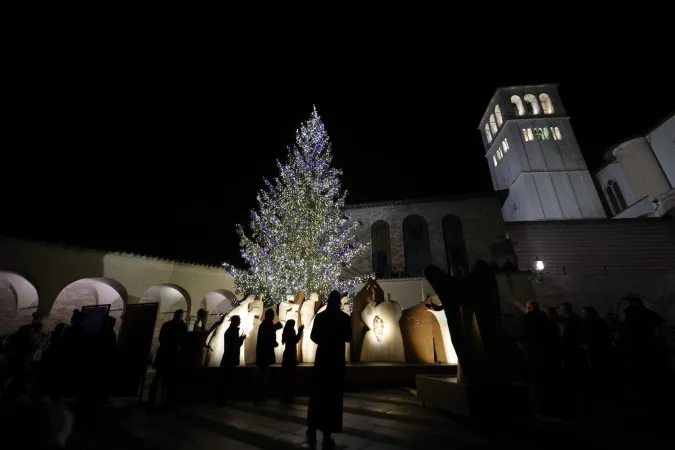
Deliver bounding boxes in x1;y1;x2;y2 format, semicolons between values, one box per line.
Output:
306;290;352;449
149;309;187;408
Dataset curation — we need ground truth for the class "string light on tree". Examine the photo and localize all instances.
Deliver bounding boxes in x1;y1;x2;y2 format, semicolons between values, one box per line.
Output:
224;106;368;306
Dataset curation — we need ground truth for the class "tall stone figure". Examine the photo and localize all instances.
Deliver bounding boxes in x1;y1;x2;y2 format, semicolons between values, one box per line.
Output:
423;260;504;385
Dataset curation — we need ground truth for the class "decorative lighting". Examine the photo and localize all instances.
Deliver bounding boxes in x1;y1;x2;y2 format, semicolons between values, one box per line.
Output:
224;106;368;306
534;260;545;272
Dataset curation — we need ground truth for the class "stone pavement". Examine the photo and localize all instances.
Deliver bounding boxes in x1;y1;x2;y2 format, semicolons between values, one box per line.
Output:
82;389;672;450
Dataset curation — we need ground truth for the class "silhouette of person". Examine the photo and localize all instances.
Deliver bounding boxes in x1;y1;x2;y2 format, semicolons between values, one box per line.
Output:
256;308;281;400
1;319;41;401
519;300;562;415
62;310;89;402
186;309;223;369
149;309;187;407
559;302;590;406
281;319;304;402
217;315;246;405
38;323;67;398
581;307;614;403
307;291;352;448
94;316;117;405
545;307;564;335
617;297;666;407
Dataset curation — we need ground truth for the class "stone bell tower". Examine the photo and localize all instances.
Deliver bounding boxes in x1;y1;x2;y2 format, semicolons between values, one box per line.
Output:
478;84;605;221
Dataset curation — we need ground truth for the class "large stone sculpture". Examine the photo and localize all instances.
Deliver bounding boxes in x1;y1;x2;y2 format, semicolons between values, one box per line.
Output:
423;261;503;384
360;289;405;363
417;261;531;419
425;296;458;365
298;293;319;361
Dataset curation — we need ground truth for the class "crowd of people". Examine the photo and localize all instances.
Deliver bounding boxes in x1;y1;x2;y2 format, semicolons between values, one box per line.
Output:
0;309;117;447
0;292;671;448
516;297;671;416
148;291;351;449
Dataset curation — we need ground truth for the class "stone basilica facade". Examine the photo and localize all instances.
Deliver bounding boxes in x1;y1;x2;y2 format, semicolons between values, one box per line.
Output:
1;84;675;339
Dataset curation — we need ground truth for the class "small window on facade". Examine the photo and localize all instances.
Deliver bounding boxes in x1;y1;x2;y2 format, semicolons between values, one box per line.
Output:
539;93;554;114
527;128;534;141
495;105;503;126
605;186;620;215
551;127;558;140
542;127;551;140
534;128;545;140
489;114;498;134
522;128;529;141
511;95;525;116
553;127;562;140
497;149;503;160
523;94;541;115
493;155;498;167
485;124;492;144
609;180;627;211
503;138;509;152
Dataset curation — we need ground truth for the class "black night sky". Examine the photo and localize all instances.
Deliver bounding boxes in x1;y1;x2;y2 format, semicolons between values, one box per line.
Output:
3;17;674;267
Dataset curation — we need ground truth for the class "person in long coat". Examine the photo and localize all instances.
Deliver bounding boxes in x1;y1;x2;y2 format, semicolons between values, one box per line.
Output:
149;309;187;407
256;309;281;400
217;315;246;404
281;319;304;402
307;291;352;447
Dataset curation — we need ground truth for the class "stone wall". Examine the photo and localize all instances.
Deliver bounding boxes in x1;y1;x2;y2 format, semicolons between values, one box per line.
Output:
345;194;507;276
0;237;237;351
506;218;675;323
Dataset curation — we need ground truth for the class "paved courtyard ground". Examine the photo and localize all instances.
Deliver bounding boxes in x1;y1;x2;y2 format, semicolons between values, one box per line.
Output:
79;389;673;450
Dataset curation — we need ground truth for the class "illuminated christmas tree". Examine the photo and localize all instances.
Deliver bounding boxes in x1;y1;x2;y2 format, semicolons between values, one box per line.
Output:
225;107;368;305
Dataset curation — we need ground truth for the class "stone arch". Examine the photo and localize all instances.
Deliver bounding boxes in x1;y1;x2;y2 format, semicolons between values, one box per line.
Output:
402;215;432;278
523;93;541;115
0;271;39;336
47;277;128;333
442;215;469;275
484;123;492;143
510;95;525;116
489;114;498;134
371;220;392;278
539;93;554;114
140;283;191;353
495;104;503;126
199;289;236;326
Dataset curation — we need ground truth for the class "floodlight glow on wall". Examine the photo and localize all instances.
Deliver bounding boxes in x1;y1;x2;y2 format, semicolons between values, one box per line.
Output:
531;258;546;282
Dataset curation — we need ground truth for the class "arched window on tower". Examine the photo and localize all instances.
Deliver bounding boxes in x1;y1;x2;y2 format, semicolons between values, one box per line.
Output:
523;94;541;115
539;93;554;114
371;220;391;278
510;95;525;116
402;215;432;278
489;114;498;134
485;124;493;144
495;104;503;126
609;180;627;211
442;215;469;275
